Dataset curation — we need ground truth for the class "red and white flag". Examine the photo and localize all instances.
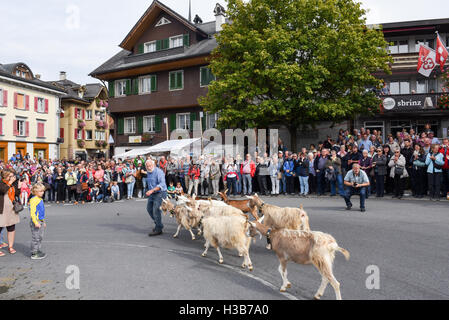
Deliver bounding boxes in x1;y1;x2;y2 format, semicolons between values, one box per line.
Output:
417;44;436;77
436;34;448;72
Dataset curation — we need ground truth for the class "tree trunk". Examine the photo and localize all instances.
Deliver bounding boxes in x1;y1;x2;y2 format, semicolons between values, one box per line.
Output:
289;125;297;153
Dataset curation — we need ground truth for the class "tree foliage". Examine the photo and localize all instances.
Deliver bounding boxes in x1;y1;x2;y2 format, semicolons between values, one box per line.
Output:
199;0;392;137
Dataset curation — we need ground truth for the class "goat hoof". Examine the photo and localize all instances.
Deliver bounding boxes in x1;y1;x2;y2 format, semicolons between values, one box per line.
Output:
241;264;246;268
286;283;291;288
238;253;243;257
201;253;207;257
314;295;321;300
248;265;253;272
219;260;224;264
192;237;196;240
173;235;178;238
280;288;287;292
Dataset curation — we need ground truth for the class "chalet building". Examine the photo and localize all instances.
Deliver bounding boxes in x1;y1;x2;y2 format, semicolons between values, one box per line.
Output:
48;72;111;160
91;0;449;153
90;0;223;155
0;62;66;162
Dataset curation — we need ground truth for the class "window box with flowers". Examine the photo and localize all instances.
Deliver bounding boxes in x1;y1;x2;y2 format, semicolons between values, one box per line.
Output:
95;120;107;129
438;94;449;110
142;133;154;143
78;120;86;129
77;140;86;148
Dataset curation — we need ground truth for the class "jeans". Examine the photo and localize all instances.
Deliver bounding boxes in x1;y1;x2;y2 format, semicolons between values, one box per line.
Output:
147;191;166;232
343;186;367;209
330;174;344;196
236;172;242;194
142;178;148;194
127;181;135;198
242;174;252;195
316;170;326;195
428;172;442;199
30;220;45;254
112;191;120;201
299;176;309;195
227;177;237;196
102;182;110;201
281;174;287;194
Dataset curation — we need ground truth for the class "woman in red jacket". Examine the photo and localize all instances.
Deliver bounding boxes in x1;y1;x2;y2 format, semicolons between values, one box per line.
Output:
187;163;200;196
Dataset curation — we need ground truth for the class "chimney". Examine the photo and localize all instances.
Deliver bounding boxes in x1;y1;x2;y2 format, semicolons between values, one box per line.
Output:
214;3;225;32
35;74;41;79
60;71;66;81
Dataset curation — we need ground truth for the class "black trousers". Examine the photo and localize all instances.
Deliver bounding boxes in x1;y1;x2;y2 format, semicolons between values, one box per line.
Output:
411;169;426;196
286;176;294;194
257;175;268;195
442;169;449;196
393;174;404;197
308;174;316;194
56;182;65;201
375;174;385;197
428;172;442;199
67;186;77;202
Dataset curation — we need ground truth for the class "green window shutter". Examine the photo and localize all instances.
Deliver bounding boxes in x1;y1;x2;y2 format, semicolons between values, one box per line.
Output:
156;40;162;51
208;69;215;83
108;80;115;98
183;34;190;47
117;118;124;135
151;75;157;92
163;38;169;49
201;112;206;130
169;73;176;90
177;72;183;89
155;115;161;132
137;116;143;134
170;114;176;131
200;67;207;86
190;112;196;132
125;79;131;96
138;43;144;54
133;78;139;95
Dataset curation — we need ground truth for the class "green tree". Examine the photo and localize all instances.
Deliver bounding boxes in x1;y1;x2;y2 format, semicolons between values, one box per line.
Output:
199;0;392;151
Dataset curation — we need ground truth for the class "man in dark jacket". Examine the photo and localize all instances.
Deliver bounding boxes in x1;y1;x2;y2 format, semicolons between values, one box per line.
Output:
314;149;329;196
347;145;362;170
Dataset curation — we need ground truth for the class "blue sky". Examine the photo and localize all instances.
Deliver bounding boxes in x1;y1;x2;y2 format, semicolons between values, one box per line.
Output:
1;0;449;85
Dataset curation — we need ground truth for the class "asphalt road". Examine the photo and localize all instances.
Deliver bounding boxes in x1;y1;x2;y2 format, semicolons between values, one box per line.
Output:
1;195;448;300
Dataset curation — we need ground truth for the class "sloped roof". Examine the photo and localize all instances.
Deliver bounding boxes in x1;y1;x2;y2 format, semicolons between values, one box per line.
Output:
119;0;208;51
90;37;217;77
0;62;66;94
48;79;105;104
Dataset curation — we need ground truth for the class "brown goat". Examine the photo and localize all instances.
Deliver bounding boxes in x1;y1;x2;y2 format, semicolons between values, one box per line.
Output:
218;190;258;216
249;219;350;300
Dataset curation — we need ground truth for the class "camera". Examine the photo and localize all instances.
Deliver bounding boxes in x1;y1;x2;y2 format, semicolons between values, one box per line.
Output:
353;181;357;187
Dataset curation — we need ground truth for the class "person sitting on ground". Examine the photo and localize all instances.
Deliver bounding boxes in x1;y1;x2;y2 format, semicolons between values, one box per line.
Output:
175;181;184;196
90;183;100;202
167;181;176;195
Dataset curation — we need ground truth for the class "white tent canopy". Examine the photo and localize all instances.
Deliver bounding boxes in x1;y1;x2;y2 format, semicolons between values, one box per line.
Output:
144;138;201;154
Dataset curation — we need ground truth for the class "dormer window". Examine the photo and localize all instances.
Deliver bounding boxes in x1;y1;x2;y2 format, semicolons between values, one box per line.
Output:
170;35;184;48
144;41;157;53
155;17;171;27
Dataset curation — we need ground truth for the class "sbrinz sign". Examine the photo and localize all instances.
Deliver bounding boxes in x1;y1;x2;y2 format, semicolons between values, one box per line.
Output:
381;95;437;112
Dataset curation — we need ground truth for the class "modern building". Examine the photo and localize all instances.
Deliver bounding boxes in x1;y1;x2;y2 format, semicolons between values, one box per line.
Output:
0;62;66;162
48;72;111;160
90;0;222;155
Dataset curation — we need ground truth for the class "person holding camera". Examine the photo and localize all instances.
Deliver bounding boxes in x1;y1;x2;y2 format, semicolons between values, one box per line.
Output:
425;144;445;201
343;164;370;212
388;149;408;199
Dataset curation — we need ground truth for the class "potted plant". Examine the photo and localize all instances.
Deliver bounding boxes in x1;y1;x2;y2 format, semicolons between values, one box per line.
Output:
438;94;449;109
102;141;108;148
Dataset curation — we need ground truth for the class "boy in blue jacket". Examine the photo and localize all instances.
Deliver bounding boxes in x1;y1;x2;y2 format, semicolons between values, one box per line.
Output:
29;183;47;260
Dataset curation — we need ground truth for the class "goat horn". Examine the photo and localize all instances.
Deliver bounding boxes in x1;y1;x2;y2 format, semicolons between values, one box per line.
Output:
185;206;193;212
299;204;303;209
258;216;265;223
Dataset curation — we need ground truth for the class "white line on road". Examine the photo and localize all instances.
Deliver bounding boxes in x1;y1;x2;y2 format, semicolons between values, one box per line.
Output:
44;240;298;300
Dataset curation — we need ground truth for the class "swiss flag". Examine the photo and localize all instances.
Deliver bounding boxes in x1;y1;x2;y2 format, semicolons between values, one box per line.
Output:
417;44;436;77
436;34;448;72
